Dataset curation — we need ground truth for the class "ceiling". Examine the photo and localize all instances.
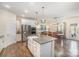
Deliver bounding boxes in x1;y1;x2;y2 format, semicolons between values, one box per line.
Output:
0;2;79;19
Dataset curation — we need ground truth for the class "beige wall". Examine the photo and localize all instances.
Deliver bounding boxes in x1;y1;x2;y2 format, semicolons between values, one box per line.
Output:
16;19;21;33
0;9;16;48
0;10;6;34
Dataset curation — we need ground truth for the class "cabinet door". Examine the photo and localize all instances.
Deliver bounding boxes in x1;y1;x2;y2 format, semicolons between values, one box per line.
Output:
0;39;3;49
16;34;21;41
28;43;34;55
28;41;34;55
33;41;40;57
41;42;52;57
0;37;4;52
31;44;34;55
36;45;40;57
0;39;2;53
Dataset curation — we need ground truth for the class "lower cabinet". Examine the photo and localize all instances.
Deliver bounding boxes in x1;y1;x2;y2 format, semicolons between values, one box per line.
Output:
33;41;40;57
28;39;52;57
16;34;21;42
0;39;3;53
28;39;40;56
40;42;52;57
0;37;4;53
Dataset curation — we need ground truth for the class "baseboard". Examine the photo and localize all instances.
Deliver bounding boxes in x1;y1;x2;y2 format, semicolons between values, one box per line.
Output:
4;40;17;48
16;41;26;43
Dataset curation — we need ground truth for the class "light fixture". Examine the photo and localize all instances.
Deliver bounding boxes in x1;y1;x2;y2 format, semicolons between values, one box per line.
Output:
35;11;39;25
24;10;28;13
4;5;10;9
41;6;46;23
35;6;47;36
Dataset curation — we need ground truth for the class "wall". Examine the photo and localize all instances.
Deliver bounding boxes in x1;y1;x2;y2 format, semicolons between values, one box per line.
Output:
21;19;36;27
0;10;6;35
61;16;79;39
0;9;16;48
16;20;21;33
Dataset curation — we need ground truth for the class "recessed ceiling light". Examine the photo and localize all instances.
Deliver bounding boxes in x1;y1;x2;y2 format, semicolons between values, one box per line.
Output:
24;10;28;13
4;5;10;9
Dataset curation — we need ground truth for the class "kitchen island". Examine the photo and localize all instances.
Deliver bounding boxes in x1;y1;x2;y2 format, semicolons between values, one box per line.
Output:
27;35;57;57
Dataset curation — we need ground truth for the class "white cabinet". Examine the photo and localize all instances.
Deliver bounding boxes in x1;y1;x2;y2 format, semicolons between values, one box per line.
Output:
16;34;21;41
27;36;40;56
33;41;40;57
0;39;3;51
27;36;55;57
0;36;5;53
33;41;52;57
40;42;52;57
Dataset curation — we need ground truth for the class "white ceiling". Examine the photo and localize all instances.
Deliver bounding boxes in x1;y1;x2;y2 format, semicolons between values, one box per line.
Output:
0;2;79;19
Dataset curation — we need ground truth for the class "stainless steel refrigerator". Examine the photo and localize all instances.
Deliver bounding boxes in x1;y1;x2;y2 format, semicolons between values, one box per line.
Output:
21;25;31;42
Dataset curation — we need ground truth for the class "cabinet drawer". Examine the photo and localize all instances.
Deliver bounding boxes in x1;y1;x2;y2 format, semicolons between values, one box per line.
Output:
28;43;34;55
33;46;40;57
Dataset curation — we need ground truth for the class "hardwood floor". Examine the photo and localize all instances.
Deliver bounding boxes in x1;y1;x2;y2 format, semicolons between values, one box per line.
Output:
1;39;79;57
55;39;79;57
0;42;33;57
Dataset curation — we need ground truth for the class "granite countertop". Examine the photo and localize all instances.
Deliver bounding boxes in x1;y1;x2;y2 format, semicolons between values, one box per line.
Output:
33;35;57;44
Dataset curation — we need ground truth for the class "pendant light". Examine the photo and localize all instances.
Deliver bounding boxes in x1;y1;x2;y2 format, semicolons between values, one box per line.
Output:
41;6;46;23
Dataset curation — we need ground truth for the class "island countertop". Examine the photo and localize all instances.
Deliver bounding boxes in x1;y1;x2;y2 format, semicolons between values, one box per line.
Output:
33;35;57;44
